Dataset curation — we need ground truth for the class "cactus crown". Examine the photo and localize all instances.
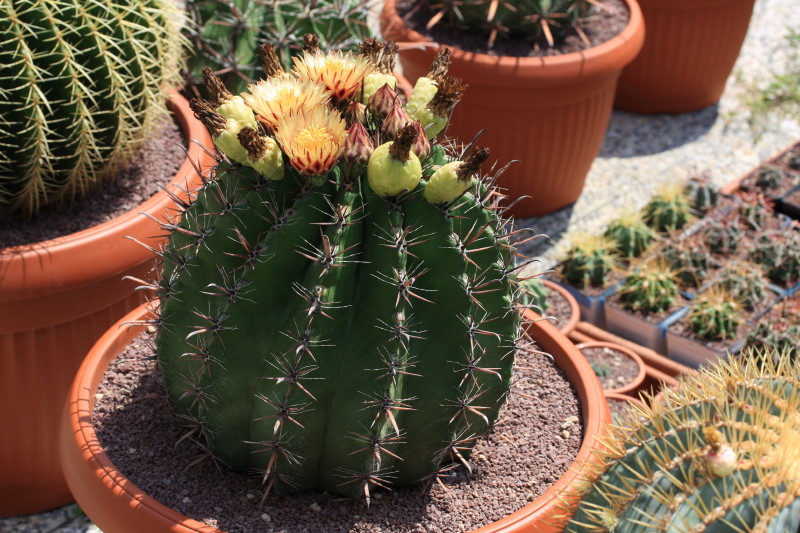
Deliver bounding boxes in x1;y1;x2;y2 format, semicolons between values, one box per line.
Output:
558;233;617;289
661;232;712;288
618;259;678;314
687;287;741;342
423;0;611;49
603;210;654;258
751;226;800;285
150;38;531;503
703;216;744;255
565;347;800;533
0;0;185;217
185;0;374;95
683;173;718;212
642;183;692;232
736;189;773;230
715;261;766;311
755;164;783;190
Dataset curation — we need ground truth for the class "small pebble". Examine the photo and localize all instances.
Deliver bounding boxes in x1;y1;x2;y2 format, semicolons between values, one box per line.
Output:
561;415;579;429
310;502;322;512
246;493;255;500
261;513;271;522
128;448;136;454
560;430;571;440
95;393;104;400
182;496;191;504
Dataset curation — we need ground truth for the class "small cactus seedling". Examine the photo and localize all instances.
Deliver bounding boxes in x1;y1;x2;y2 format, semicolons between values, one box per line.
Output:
564;347;800;533
751;227;800;285
557;233;617;289
144;41;535;502
736;189;773;230
618;260;679;314
785;150;800;171
0;0;185;216
749;297;799;358
642;184;692;232
715;261;767;311
519;277;550;314
703;217;744;255
754;164;783;190
687;288;741;342
422;0;611;49
683;173;719;212
603;211;654;258
661;233;713;288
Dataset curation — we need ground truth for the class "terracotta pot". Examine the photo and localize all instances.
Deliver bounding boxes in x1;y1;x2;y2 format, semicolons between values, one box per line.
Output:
60;303;610;533
615;0;757;113
576;341;646;396
380;0;644;217
0;91;214;517
542;279;580;336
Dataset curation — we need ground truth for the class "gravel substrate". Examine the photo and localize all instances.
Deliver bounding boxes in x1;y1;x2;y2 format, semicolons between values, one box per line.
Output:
0;115;185;249
544;285;575;331
580;346;640;391
89;331;582;533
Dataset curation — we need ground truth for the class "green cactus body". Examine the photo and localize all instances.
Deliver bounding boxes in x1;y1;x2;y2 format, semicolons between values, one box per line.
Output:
704;219;744;255
603;213;654;258
751;228;800;285
662;234;712;288
558;234;616;289
566;349;800;533
0;0;184;216
755;165;783;190
684;175;719;212
153;44;522;500
619;261;678;314
687;290;741;341
643;186;692;232
520;277;550;314
716;262;766;311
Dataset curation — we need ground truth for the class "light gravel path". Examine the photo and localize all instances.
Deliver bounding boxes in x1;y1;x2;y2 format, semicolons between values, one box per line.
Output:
2;0;798;530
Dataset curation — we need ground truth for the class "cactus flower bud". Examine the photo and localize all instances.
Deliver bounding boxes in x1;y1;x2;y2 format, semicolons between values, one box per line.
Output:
382;103;412;138
344;101;368;125
423;147;489;204
190;97;249;164
411;75;466;140
367;124;422;197
703;428;737;478
203;67;258;130
343;122;374;164
363;74;398;105
410;121;431;160
367;83;398;119
237;128;285;181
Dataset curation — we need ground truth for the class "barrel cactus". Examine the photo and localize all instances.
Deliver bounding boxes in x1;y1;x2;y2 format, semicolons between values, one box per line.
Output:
683;173;718;212
603;211;654;258
145;42;529;502
564;347;800;533
558;233;617;289
618;260;679;314
0;0;185;217
423;0;611;48
643;184;692;232
686;288;741;342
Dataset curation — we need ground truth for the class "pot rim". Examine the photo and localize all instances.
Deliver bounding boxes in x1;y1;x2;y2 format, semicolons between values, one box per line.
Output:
0;90;215;298
575;340;647;396
541;279;581;336
379;0;644;84
61;303;610;533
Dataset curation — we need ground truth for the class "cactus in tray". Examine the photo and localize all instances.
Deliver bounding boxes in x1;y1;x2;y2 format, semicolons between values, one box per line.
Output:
146;41;529;501
683;173;719;212
749;297;799;358
715;261;767;311
643;184;692;232
618;260;679;314
703;217;744;255
558;233;617;289
564;347;800;533
0;0;185;217
185;0;373;95
422;0;611;49
751;227;800;285
662;233;713;288
687;288;741;342
736;189;773;230
755;164;783;190
603;211;654;258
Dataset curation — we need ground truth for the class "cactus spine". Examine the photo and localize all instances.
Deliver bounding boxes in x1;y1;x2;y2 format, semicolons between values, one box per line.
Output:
0;0;185;216
150;43;525;501
565;348;800;533
687;288;741;341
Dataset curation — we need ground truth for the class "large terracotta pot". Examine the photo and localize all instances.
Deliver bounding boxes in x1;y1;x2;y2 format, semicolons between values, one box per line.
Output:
0;91;214;517
614;0;757;113
60;303;610;533
380;0;645;217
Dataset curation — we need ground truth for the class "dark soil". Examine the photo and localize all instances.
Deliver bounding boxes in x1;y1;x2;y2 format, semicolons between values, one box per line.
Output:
739;140;800;199
0;116;185;249
396;0;629;58
93;330;584;533
580;346;640;391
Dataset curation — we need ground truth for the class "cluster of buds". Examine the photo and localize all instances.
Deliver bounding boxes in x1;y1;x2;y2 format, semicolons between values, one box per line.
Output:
189;37;477;204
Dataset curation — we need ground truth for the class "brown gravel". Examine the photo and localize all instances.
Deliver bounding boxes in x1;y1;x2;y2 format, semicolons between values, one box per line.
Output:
0;115;185;249
396;0;629;59
580;346;640;391
544;285;575;330
606;397;637;421
93;331;583;533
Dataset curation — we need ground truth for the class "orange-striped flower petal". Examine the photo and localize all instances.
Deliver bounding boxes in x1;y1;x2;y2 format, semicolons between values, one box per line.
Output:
274;106;347;176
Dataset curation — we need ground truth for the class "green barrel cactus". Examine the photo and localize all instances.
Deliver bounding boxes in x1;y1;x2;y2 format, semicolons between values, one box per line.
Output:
0;0;185;216
618;260;679;314
687;288;741;342
147;43;526;501
185;0;373;95
558;233;617;289
683;174;718;212
643;184;692;232
603;211;654;258
565;347;800;533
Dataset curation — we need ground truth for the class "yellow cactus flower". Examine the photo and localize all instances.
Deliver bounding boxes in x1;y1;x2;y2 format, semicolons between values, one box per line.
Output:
292;50;373;102
274;106;347;176
244;77;332;131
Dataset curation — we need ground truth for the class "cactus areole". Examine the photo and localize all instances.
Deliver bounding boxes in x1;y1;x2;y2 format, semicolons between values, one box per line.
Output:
151;40;527;502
